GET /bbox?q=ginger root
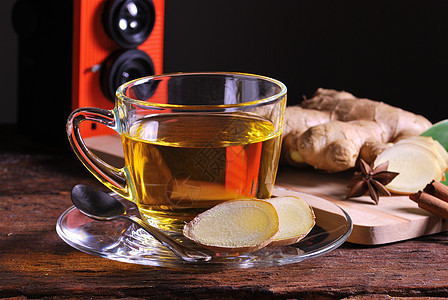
[297,120,387,172]
[282,88,432,172]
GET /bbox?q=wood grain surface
[1,127,448,299]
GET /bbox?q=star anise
[345,159,399,205]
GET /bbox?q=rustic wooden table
[1,125,448,299]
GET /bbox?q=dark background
[163,0,448,123]
[1,0,447,124]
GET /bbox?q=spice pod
[409,180,448,220]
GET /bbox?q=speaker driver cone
[100,48,155,101]
[103,0,156,49]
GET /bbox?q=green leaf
[422,120,448,185]
[421,119,448,151]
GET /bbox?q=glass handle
[66,107,130,199]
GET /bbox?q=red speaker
[12,0,164,143]
[73,0,165,137]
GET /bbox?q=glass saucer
[56,188,352,270]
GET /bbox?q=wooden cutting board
[84,135,448,245]
[276,167,448,245]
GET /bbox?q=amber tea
[67,72,286,231]
[122,112,282,224]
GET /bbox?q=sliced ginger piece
[183,197,316,252]
[266,196,315,246]
[373,143,443,194]
[396,136,448,172]
[183,200,279,253]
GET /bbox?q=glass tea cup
[67,72,287,230]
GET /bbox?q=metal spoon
[70,184,212,262]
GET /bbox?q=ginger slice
[266,196,315,246]
[395,136,448,172]
[373,143,443,194]
[183,200,279,253]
